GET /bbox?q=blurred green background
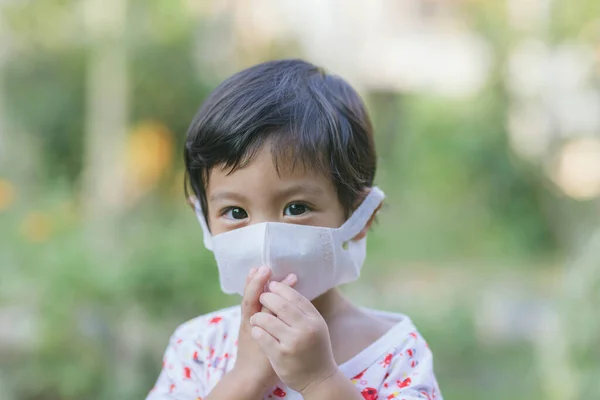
[1,1,599,399]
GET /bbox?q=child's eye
[283,203,310,217]
[222,207,248,220]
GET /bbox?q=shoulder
[169,305,241,348]
[384,313,431,356]
[147,306,242,398]
[362,311,442,397]
[363,308,420,341]
[364,308,434,365]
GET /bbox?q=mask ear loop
[192,198,214,251]
[333,187,385,244]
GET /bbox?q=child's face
[205,142,346,235]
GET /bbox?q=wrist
[300,368,345,399]
[228,366,273,395]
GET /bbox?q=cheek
[206,216,228,235]
[204,207,224,235]
[335,211,347,228]
[323,203,347,228]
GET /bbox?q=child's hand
[250,281,339,395]
[231,266,296,394]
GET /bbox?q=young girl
[147,59,442,400]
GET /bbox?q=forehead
[206,142,334,196]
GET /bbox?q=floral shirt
[146,306,442,400]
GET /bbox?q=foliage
[1,1,598,399]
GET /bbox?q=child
[147,59,442,400]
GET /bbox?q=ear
[351,199,383,241]
[187,196,197,209]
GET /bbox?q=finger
[245,267,258,286]
[268,281,316,315]
[259,292,304,326]
[263,273,297,294]
[250,311,292,341]
[281,273,297,287]
[251,326,280,358]
[242,266,271,319]
[260,273,297,315]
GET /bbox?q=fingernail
[258,266,269,276]
[283,273,297,284]
[249,268,257,277]
[269,281,277,290]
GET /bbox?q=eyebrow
[209,191,249,203]
[276,184,324,199]
[209,184,323,204]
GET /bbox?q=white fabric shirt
[147,306,442,400]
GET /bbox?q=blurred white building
[190,0,492,98]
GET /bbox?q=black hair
[184,59,376,223]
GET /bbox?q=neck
[311,288,354,321]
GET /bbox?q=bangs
[219,129,331,181]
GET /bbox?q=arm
[147,364,268,400]
[145,332,206,400]
[300,370,363,400]
[243,279,443,400]
[206,268,298,400]
[145,329,271,400]
[249,281,365,400]
[147,267,296,400]
[203,369,271,400]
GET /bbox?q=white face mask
[193,187,385,300]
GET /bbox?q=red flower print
[383,371,391,388]
[192,351,204,365]
[209,316,223,324]
[176,338,183,344]
[361,387,378,400]
[183,366,191,379]
[410,360,418,368]
[352,369,367,380]
[386,393,399,400]
[380,353,393,367]
[409,332,418,339]
[397,377,411,388]
[273,387,286,397]
[169,383,176,393]
[406,349,414,358]
[420,391,431,400]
